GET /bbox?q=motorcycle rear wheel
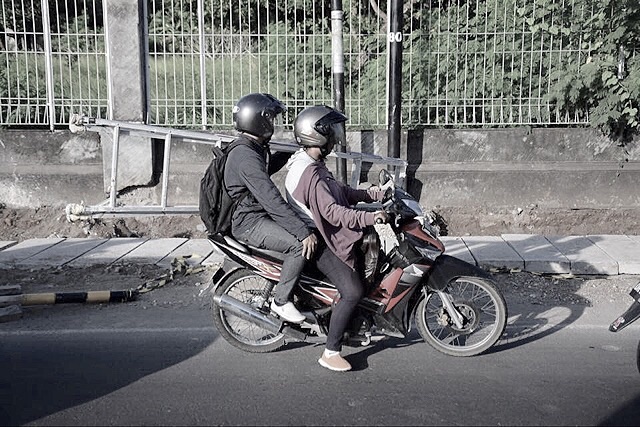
[415,275,507,357]
[211,269,286,353]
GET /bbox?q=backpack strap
[223,138,251,204]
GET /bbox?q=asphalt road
[2,290,640,426]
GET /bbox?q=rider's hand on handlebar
[382,187,393,202]
[373,210,389,224]
[301,233,318,260]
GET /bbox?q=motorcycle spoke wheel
[212,269,286,353]
[415,276,507,357]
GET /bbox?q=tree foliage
[545,0,640,141]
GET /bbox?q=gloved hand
[373,210,389,224]
[382,186,393,202]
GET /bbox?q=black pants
[314,244,364,352]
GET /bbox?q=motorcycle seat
[210,234,287,263]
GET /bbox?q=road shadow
[597,392,640,425]
[0,328,216,425]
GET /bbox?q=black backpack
[199,140,248,236]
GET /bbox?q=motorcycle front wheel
[415,276,507,357]
[211,269,286,353]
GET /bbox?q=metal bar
[197,0,207,129]
[350,159,362,189]
[160,132,173,208]
[109,125,121,208]
[331,0,347,184]
[41,0,56,130]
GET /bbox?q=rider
[224,93,317,324]
[285,105,388,371]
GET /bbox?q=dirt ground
[1,203,640,242]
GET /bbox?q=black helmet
[293,105,348,150]
[232,93,286,140]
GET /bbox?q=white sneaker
[270,301,305,323]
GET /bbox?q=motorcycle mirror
[379,169,393,186]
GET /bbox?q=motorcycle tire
[415,275,507,357]
[211,268,286,353]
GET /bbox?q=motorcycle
[208,170,508,357]
[609,282,640,373]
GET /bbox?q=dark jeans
[314,244,365,352]
[235,217,305,306]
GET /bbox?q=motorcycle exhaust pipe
[213,294,307,340]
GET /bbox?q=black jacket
[224,134,312,241]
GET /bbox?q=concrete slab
[12,238,108,269]
[156,238,216,268]
[0,241,17,251]
[459,236,524,270]
[586,235,640,274]
[440,236,476,265]
[66,238,149,267]
[0,238,65,267]
[502,234,570,274]
[117,238,188,265]
[547,236,618,275]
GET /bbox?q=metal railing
[1,0,615,129]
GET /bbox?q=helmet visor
[314,109,348,137]
[327,122,346,148]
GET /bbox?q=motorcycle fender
[209,264,242,294]
[425,254,491,291]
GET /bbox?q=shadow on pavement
[0,324,215,425]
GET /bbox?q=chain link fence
[1,0,616,129]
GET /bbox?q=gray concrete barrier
[1,127,638,212]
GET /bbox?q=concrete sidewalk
[1,234,640,275]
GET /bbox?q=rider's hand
[382,186,393,202]
[301,233,318,260]
[373,210,389,224]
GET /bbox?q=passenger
[224,93,317,323]
[285,105,388,371]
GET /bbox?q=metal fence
[1,0,609,129]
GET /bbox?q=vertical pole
[331,0,347,184]
[41,0,55,130]
[197,0,207,129]
[387,0,403,160]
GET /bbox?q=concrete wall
[1,127,638,211]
